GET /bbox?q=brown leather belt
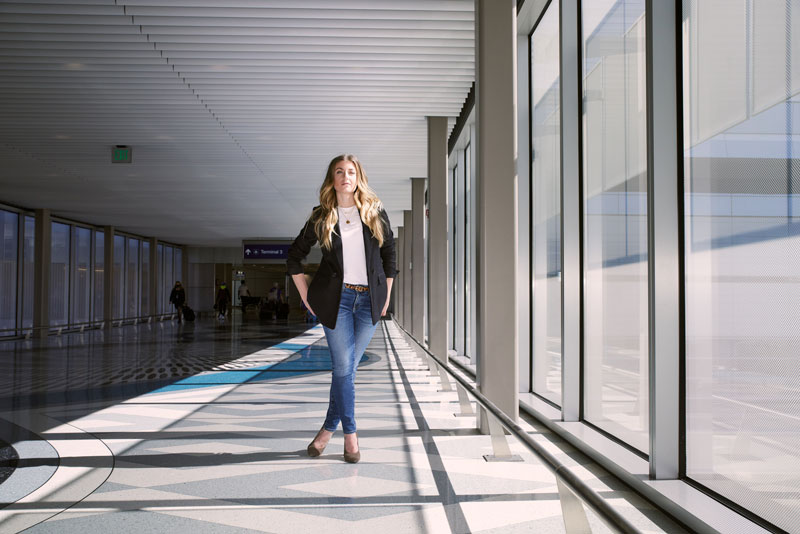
[344,283,369,292]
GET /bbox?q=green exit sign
[112,145,131,163]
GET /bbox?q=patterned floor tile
[0,319,684,534]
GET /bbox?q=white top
[338,205,369,285]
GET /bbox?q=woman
[287,154,396,463]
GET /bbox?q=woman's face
[333,160,358,196]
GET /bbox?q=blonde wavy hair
[312,154,385,250]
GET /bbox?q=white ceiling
[0,0,474,246]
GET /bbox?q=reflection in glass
[73,227,91,324]
[582,0,649,452]
[164,246,173,316]
[22,216,34,329]
[94,230,103,322]
[141,240,150,315]
[113,235,125,319]
[684,1,800,530]
[50,222,71,327]
[174,248,182,289]
[531,0,562,405]
[126,238,139,318]
[0,210,18,334]
[157,244,164,314]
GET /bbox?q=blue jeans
[321,285,378,434]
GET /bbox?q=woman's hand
[304,300,316,316]
[381,278,394,317]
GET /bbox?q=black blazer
[287,207,397,329]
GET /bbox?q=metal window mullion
[517,21,532,395]
[468,128,478,369]
[646,0,680,479]
[560,0,581,421]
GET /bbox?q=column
[646,0,680,479]
[427,116,449,362]
[403,210,413,331]
[396,227,405,325]
[560,0,581,421]
[103,226,114,327]
[411,178,426,341]
[33,209,51,338]
[475,0,519,419]
[149,237,158,316]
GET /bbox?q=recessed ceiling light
[64,63,85,70]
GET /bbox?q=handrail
[390,318,644,534]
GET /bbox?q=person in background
[238,280,252,311]
[266,282,283,319]
[169,281,186,323]
[216,282,231,319]
[287,153,396,463]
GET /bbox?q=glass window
[141,240,150,316]
[174,247,182,287]
[72,227,91,324]
[424,188,429,343]
[126,238,139,318]
[454,154,467,357]
[0,210,18,335]
[50,222,70,327]
[113,235,125,319]
[530,0,563,406]
[94,230,104,322]
[530,0,561,405]
[164,245,173,315]
[157,244,164,313]
[684,1,800,530]
[582,0,649,452]
[450,164,457,349]
[22,216,34,329]
[465,141,473,361]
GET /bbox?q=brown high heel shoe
[307,428,331,458]
[343,433,360,463]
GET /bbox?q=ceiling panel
[0,1,472,246]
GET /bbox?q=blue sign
[243,244,289,260]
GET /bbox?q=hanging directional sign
[243,243,289,260]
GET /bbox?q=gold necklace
[340,206,357,225]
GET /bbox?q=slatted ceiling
[0,1,472,246]
[121,0,469,8]
[147,27,472,38]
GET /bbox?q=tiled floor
[0,317,686,533]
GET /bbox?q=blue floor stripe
[147,342,366,394]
